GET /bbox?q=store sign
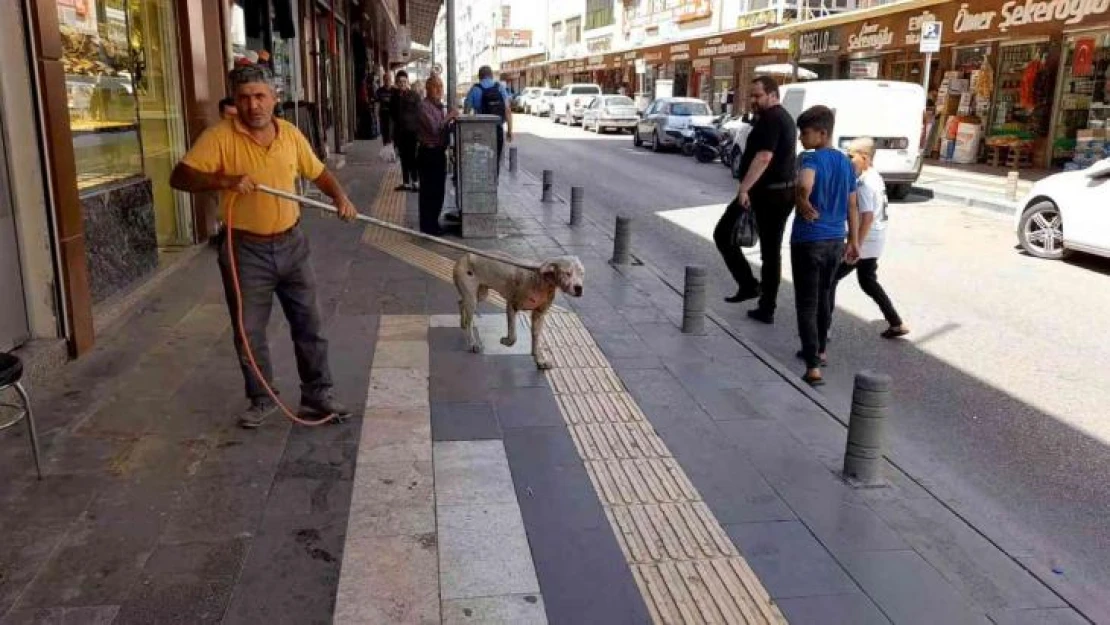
[919,21,942,53]
[904,11,936,45]
[847,22,895,52]
[635,59,646,74]
[736,9,778,30]
[798,28,840,57]
[850,60,879,78]
[670,42,691,61]
[643,51,664,63]
[998,0,1110,31]
[953,4,998,32]
[763,37,792,53]
[587,35,612,54]
[695,36,746,58]
[675,0,713,23]
[586,55,608,71]
[495,29,532,48]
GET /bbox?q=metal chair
[0,352,43,479]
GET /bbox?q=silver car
[530,89,560,116]
[633,97,715,152]
[581,95,639,134]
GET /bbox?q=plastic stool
[0,353,43,479]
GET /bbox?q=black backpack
[478,83,506,120]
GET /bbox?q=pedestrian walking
[375,72,394,146]
[830,137,909,339]
[416,74,458,236]
[170,64,357,428]
[464,65,513,178]
[713,76,797,323]
[390,70,423,192]
[791,105,860,387]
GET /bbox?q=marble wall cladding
[81,177,159,304]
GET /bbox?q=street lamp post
[446,0,457,109]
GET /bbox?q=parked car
[1014,158,1110,260]
[778,80,925,199]
[530,89,560,116]
[551,84,603,125]
[633,98,714,152]
[514,87,542,113]
[581,95,639,133]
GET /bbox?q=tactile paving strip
[541,312,787,625]
[356,171,784,624]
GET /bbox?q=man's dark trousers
[417,145,447,233]
[713,185,795,311]
[495,124,504,180]
[792,239,845,369]
[217,225,333,404]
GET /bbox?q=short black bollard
[509,146,518,173]
[842,370,892,486]
[681,266,707,334]
[541,170,554,202]
[569,187,584,226]
[610,216,632,265]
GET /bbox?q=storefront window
[58,0,143,189]
[57,0,191,244]
[987,41,1056,160]
[711,58,733,114]
[1052,32,1110,168]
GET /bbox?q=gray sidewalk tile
[988,607,1090,625]
[725,521,859,599]
[442,594,547,625]
[693,387,769,422]
[437,502,540,600]
[0,519,80,616]
[492,387,564,430]
[161,472,271,545]
[333,531,439,625]
[434,441,518,506]
[484,356,549,389]
[504,429,609,532]
[776,593,891,625]
[616,368,697,408]
[432,401,501,441]
[837,549,992,625]
[115,577,235,625]
[1,606,121,625]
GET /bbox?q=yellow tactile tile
[556,392,646,425]
[569,422,670,461]
[586,459,699,507]
[546,367,624,395]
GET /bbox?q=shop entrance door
[0,100,30,351]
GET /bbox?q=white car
[515,87,543,113]
[1015,157,1110,260]
[551,83,602,126]
[581,95,639,134]
[529,89,559,116]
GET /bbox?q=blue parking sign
[920,21,942,53]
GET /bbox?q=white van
[778,80,925,199]
[551,83,603,126]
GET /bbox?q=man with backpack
[464,65,513,178]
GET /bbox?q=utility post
[446,0,458,109]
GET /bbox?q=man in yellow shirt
[171,64,358,428]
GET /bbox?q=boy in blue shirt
[792,105,860,386]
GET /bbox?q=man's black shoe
[747,308,775,324]
[725,286,760,304]
[394,184,409,192]
[238,400,278,429]
[300,393,352,419]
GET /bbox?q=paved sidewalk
[0,139,1087,624]
[911,163,1051,213]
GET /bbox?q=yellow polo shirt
[181,118,325,235]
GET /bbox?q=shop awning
[756,0,950,37]
[405,0,442,45]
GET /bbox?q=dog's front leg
[531,308,552,370]
[501,305,518,347]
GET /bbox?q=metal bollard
[611,216,632,265]
[569,187,584,226]
[681,266,707,334]
[1006,170,1020,201]
[842,370,892,486]
[509,146,518,173]
[541,170,554,202]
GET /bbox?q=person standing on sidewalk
[464,65,513,177]
[375,72,394,147]
[829,137,909,339]
[390,70,423,192]
[713,76,797,323]
[416,75,459,236]
[791,105,860,386]
[170,64,357,428]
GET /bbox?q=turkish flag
[1073,38,1095,78]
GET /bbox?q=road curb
[912,185,1019,215]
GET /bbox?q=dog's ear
[540,262,559,284]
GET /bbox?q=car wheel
[1019,200,1069,260]
[633,129,643,147]
[887,183,912,201]
[652,130,663,152]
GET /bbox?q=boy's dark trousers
[831,258,903,327]
[792,239,845,369]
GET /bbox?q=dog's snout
[574,285,583,297]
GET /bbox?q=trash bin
[453,115,501,238]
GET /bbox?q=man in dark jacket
[388,70,423,191]
[375,72,395,146]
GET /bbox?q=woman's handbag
[731,200,759,248]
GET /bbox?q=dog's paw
[534,358,553,371]
[500,336,517,347]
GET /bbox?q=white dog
[453,253,585,369]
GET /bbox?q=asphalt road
[511,113,1110,621]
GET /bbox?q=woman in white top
[831,137,909,340]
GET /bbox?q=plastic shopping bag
[378,146,397,163]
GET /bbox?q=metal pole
[569,186,584,225]
[446,0,458,109]
[509,146,518,173]
[842,371,892,486]
[541,169,554,202]
[922,51,933,103]
[681,266,707,334]
[611,216,632,265]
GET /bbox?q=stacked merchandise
[934,71,984,164]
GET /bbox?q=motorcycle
[692,114,733,164]
[678,127,697,156]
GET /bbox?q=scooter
[692,124,726,164]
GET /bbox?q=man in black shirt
[713,75,798,323]
[375,72,395,146]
